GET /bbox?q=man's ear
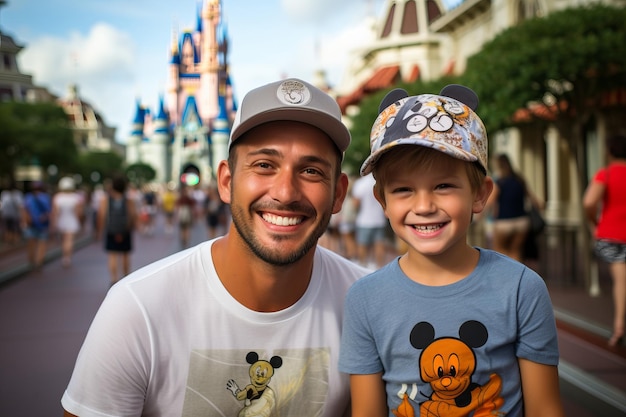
[332,173,349,214]
[473,176,494,214]
[216,160,233,205]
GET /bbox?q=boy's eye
[391,186,411,193]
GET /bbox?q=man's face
[218,121,347,266]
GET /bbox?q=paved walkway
[0,220,624,416]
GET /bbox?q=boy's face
[217,120,348,266]
[375,154,492,259]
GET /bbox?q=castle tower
[126,0,235,185]
[126,99,145,165]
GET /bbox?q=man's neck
[211,233,315,312]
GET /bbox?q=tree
[77,151,126,185]
[0,101,78,182]
[125,162,156,186]
[462,4,626,136]
[461,3,626,286]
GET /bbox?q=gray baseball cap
[228,78,351,153]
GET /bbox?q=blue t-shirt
[339,248,559,417]
[24,192,51,230]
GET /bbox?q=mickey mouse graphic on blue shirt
[393,321,504,417]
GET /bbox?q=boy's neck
[399,244,480,287]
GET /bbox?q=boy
[339,86,564,416]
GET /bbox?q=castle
[125,0,236,186]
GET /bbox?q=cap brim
[230,107,350,153]
[360,138,479,176]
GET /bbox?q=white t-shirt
[62,240,369,417]
[351,174,388,228]
[53,192,82,234]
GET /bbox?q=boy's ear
[373,186,386,210]
[473,176,494,213]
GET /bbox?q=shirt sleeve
[515,268,560,366]
[338,283,384,375]
[62,285,152,417]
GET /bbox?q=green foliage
[462,3,626,133]
[77,151,125,184]
[125,162,156,186]
[0,101,77,181]
[343,76,463,175]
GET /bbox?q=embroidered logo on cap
[276,80,312,106]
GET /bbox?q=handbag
[528,205,546,234]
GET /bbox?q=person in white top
[352,172,390,268]
[52,176,84,267]
[61,78,370,417]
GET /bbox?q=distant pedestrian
[352,173,389,268]
[176,185,195,248]
[487,153,543,262]
[583,133,626,347]
[97,176,137,286]
[161,182,177,234]
[51,176,84,267]
[337,177,358,260]
[21,182,51,270]
[204,184,227,239]
[1,180,24,245]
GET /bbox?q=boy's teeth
[414,224,440,232]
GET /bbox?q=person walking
[97,175,137,286]
[352,172,389,268]
[1,180,24,245]
[21,182,51,270]
[51,176,84,267]
[583,133,626,347]
[61,78,369,417]
[488,153,542,262]
[176,184,195,248]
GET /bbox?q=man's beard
[230,199,333,266]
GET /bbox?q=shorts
[595,239,626,263]
[24,226,49,240]
[105,232,132,253]
[355,226,387,246]
[3,217,20,233]
[492,216,530,235]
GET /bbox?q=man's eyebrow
[247,147,281,158]
[245,148,332,168]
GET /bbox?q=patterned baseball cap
[229,78,351,153]
[360,85,488,176]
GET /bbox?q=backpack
[107,196,130,234]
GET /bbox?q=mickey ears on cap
[378,88,409,113]
[439,84,479,111]
[377,84,479,115]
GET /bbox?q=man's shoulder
[315,246,370,277]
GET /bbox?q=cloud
[19,23,135,95]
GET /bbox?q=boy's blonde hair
[372,145,486,204]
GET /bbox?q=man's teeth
[413,224,441,232]
[263,213,303,226]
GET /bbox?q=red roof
[337,65,400,113]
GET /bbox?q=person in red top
[583,133,626,347]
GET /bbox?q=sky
[3,0,461,144]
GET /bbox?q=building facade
[126,0,236,185]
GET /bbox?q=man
[62,78,370,417]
